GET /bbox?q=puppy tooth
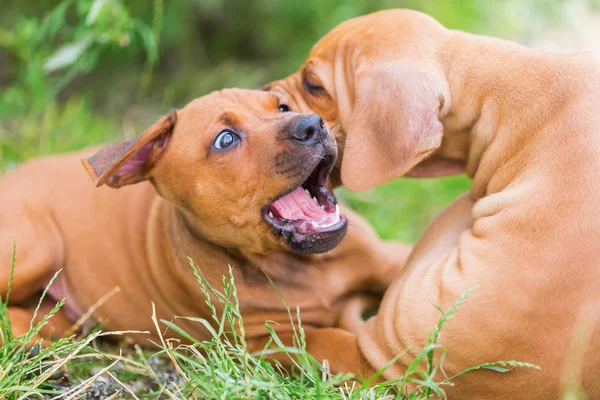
[305,188,311,196]
[268,212,273,218]
[311,221,319,228]
[335,204,340,214]
[321,205,324,209]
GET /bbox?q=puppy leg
[3,300,73,384]
[368,240,413,291]
[251,328,376,380]
[304,328,376,379]
[4,299,73,346]
[341,205,413,292]
[0,203,63,304]
[342,193,566,399]
[305,196,475,379]
[404,193,475,270]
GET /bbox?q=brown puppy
[268,9,600,400]
[0,89,410,347]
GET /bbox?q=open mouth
[263,154,348,253]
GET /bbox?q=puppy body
[270,11,600,399]
[0,89,409,347]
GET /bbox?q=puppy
[0,89,409,347]
[268,9,600,400]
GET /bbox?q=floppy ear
[82,111,177,188]
[341,63,445,191]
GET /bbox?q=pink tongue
[271,187,337,225]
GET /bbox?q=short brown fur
[269,9,600,399]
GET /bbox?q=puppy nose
[289,114,325,144]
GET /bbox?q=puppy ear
[341,63,445,191]
[82,111,177,188]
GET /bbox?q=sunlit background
[1,0,599,243]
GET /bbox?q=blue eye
[214,130,240,150]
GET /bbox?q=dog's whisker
[205,221,231,229]
[334,144,354,151]
[303,144,324,159]
[329,121,342,133]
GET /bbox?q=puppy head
[82,89,347,255]
[268,9,452,191]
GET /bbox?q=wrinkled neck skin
[144,198,378,340]
[435,30,585,197]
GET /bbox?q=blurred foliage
[0,0,592,242]
[0,0,158,118]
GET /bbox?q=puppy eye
[279,104,290,112]
[214,130,240,150]
[303,79,326,96]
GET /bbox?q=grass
[0,244,144,399]
[338,176,471,243]
[2,1,581,397]
[0,1,479,396]
[0,248,538,399]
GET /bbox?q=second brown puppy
[268,9,600,400]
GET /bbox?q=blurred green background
[1,0,597,243]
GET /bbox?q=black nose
[289,114,325,144]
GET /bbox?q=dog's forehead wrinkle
[265,91,280,104]
[249,111,275,123]
[211,98,280,129]
[215,88,279,109]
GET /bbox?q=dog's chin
[279,215,348,254]
[262,154,348,254]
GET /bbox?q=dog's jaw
[262,146,348,254]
